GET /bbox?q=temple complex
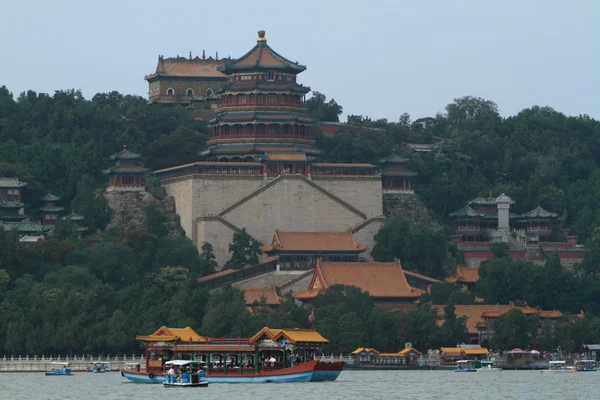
[103,146,148,192]
[260,231,367,269]
[40,192,64,226]
[154,32,386,266]
[449,193,583,268]
[145,52,227,119]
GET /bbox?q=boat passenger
[167,366,175,383]
[198,369,206,382]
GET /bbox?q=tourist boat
[45,362,73,376]
[477,360,502,372]
[455,360,477,372]
[163,360,209,388]
[89,362,110,373]
[541,361,576,373]
[121,326,344,384]
[575,359,597,372]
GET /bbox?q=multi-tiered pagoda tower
[202,30,319,167]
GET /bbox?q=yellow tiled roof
[463,348,489,355]
[136,326,207,343]
[248,326,329,344]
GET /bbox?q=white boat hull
[163,381,209,388]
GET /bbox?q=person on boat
[167,365,175,383]
[198,369,206,382]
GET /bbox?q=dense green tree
[198,242,218,276]
[306,92,343,122]
[371,216,451,278]
[224,228,261,270]
[491,309,538,350]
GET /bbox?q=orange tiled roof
[136,326,207,342]
[398,347,422,356]
[351,347,380,355]
[147,57,226,78]
[446,266,480,283]
[197,256,279,283]
[243,287,282,306]
[537,310,563,318]
[403,270,440,283]
[263,231,367,253]
[309,260,422,299]
[291,289,321,300]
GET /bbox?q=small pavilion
[103,146,148,192]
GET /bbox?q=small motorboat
[455,360,477,372]
[541,361,576,373]
[163,360,209,388]
[575,359,597,372]
[477,360,502,372]
[89,362,110,373]
[45,362,74,376]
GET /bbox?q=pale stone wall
[191,176,264,216]
[220,177,365,251]
[195,218,236,265]
[312,177,383,218]
[162,179,194,238]
[352,218,386,261]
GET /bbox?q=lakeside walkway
[0,354,146,372]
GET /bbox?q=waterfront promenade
[0,354,146,372]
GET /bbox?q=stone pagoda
[40,192,64,226]
[203,30,319,168]
[103,146,148,192]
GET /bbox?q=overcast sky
[1,0,598,121]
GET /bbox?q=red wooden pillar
[306,163,311,176]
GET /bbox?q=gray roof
[521,206,558,219]
[0,178,27,188]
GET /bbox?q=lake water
[0,370,597,399]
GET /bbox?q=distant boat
[477,360,502,372]
[163,360,209,388]
[455,360,477,372]
[541,361,576,373]
[89,362,110,373]
[575,359,597,372]
[45,362,73,376]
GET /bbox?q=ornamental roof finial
[189,51,192,60]
[123,144,127,150]
[216,51,219,61]
[202,49,206,60]
[257,30,266,42]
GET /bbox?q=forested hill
[316,95,600,245]
[2,87,600,355]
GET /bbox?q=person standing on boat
[167,365,175,383]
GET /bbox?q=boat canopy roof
[92,361,109,364]
[50,362,71,365]
[456,360,472,363]
[549,360,567,364]
[164,360,199,366]
[577,359,596,362]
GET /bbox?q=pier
[0,354,146,372]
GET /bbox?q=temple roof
[242,287,283,306]
[0,200,25,208]
[382,170,418,177]
[102,166,148,175]
[145,56,226,80]
[199,143,322,158]
[109,146,142,160]
[379,154,409,164]
[248,327,329,344]
[0,221,45,233]
[445,266,480,284]
[449,205,485,218]
[311,163,376,168]
[219,31,306,74]
[221,81,310,94]
[261,231,367,253]
[212,110,313,124]
[41,192,60,202]
[136,325,207,343]
[305,260,422,299]
[521,206,558,219]
[0,177,27,188]
[62,211,84,222]
[40,206,64,213]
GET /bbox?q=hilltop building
[40,192,64,226]
[145,52,227,119]
[103,146,148,192]
[449,193,584,268]
[0,178,27,223]
[154,31,386,266]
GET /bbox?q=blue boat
[45,362,73,376]
[163,360,209,388]
[575,360,597,372]
[89,362,110,373]
[455,360,477,372]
